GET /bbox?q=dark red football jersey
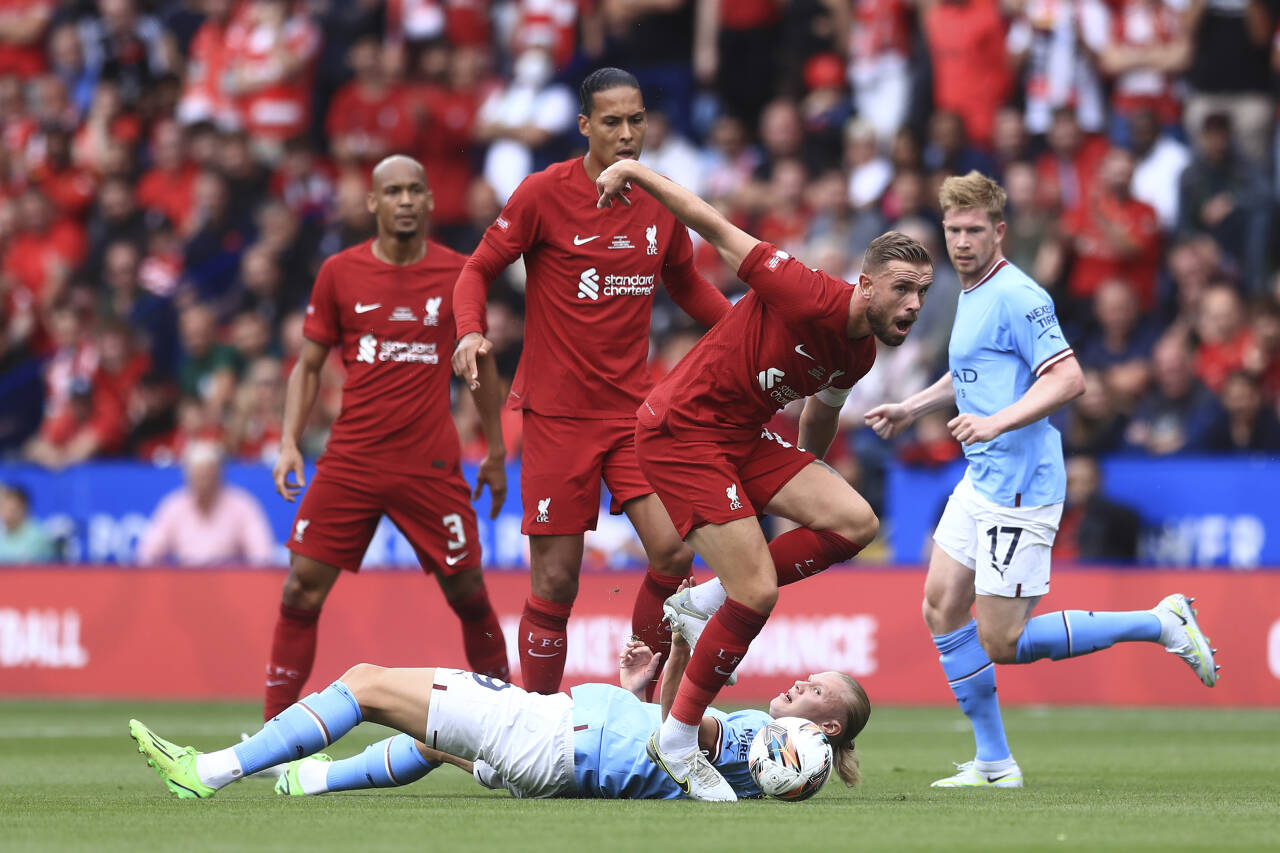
[304,239,465,477]
[455,157,718,419]
[639,242,877,442]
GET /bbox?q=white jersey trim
[1034,347,1075,376]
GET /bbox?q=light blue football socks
[324,734,439,792]
[233,680,363,775]
[1015,610,1161,662]
[934,620,1010,763]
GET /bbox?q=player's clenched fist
[947,413,1001,445]
[273,442,306,502]
[451,331,494,391]
[863,402,913,439]
[595,160,634,208]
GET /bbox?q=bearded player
[451,68,731,698]
[594,159,933,800]
[265,155,509,720]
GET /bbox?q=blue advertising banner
[887,456,1280,568]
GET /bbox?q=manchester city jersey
[948,259,1073,507]
[569,683,771,799]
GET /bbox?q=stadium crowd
[2,0,1279,501]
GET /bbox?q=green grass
[2,701,1276,853]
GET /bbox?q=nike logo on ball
[573,234,600,245]
[355,303,381,313]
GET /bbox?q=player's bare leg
[265,553,341,719]
[973,594,1040,664]
[436,566,510,681]
[520,533,584,692]
[664,462,874,655]
[623,493,695,699]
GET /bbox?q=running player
[864,171,1218,789]
[451,68,731,697]
[129,635,870,801]
[593,159,933,800]
[264,155,510,720]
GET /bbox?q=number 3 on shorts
[443,513,466,549]
[985,525,1022,576]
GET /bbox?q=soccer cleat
[129,719,216,799]
[274,754,331,796]
[646,734,737,802]
[931,760,1024,788]
[1151,593,1218,687]
[663,588,737,686]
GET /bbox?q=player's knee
[838,509,879,548]
[531,565,579,602]
[282,557,336,609]
[338,662,387,705]
[732,572,778,614]
[977,628,1018,664]
[648,540,694,576]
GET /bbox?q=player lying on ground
[129,632,870,801]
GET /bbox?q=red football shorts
[287,461,480,575]
[634,424,816,538]
[520,412,654,535]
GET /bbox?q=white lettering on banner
[0,609,89,668]
[1140,515,1265,568]
[499,614,878,679]
[87,512,149,563]
[1269,621,1280,680]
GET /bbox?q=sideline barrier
[3,566,1277,706]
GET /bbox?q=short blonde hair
[864,231,931,274]
[831,673,872,787]
[938,170,1007,223]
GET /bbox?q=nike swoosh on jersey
[573,234,600,245]
[794,344,815,360]
[444,552,469,566]
[355,302,381,313]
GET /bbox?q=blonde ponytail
[832,673,872,787]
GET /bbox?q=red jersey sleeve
[453,176,544,338]
[661,227,731,328]
[736,241,850,332]
[303,259,340,347]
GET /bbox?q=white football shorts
[426,668,575,798]
[932,474,1063,598]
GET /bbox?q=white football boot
[663,587,737,685]
[931,759,1024,788]
[1150,593,1219,687]
[646,734,737,802]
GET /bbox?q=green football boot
[128,719,216,800]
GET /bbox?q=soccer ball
[748,716,833,801]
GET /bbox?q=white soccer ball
[748,716,834,801]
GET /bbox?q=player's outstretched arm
[596,160,759,273]
[467,349,508,518]
[274,339,328,501]
[864,372,955,440]
[948,355,1085,445]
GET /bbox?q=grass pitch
[1,701,1276,853]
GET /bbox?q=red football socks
[448,586,510,682]
[263,603,321,720]
[769,528,863,586]
[670,598,769,726]
[631,567,688,700]
[518,594,573,694]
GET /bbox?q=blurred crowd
[2,0,1280,505]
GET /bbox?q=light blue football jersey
[947,259,1073,507]
[569,683,772,799]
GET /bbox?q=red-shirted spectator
[1242,300,1280,403]
[415,45,491,230]
[1061,146,1161,308]
[269,136,336,222]
[325,36,417,169]
[224,0,321,153]
[226,354,284,462]
[848,0,914,145]
[387,0,491,50]
[137,119,198,232]
[177,0,238,128]
[1193,284,1249,393]
[514,0,585,70]
[0,74,38,161]
[1098,0,1191,128]
[2,188,85,309]
[94,317,151,428]
[0,0,53,79]
[921,0,1012,148]
[754,158,811,253]
[28,127,97,220]
[1034,107,1110,213]
[72,80,142,176]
